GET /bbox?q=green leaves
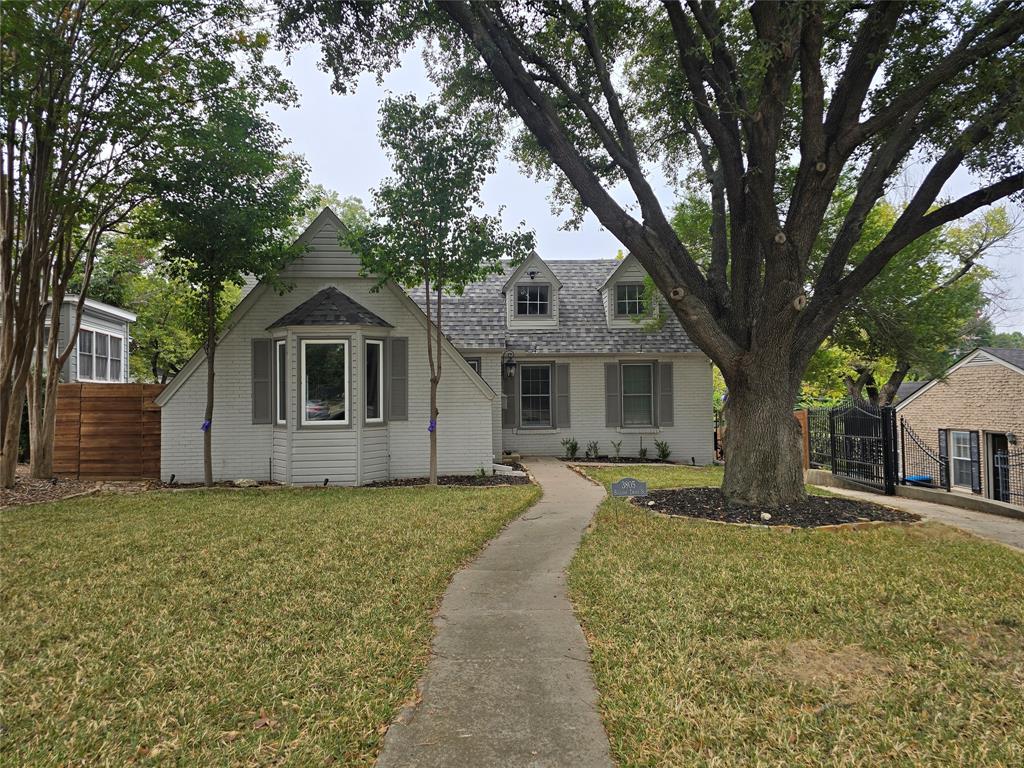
[348,95,534,295]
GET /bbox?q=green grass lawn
[1,484,539,766]
[569,470,1024,767]
[579,463,832,496]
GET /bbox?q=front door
[990,433,1010,502]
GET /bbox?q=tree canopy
[280,1,1024,506]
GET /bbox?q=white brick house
[155,208,714,484]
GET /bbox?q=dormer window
[516,284,550,316]
[615,283,646,317]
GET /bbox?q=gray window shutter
[605,362,620,427]
[555,363,570,428]
[658,361,673,427]
[502,367,518,428]
[389,337,408,421]
[938,429,948,489]
[251,338,272,424]
[969,430,981,493]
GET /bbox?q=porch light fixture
[502,350,517,378]
[1008,432,1018,446]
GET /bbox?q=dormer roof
[598,252,640,291]
[501,251,562,293]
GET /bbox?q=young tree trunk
[721,375,805,507]
[203,285,216,487]
[429,377,438,484]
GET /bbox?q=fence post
[881,407,896,495]
[899,417,906,487]
[828,408,837,476]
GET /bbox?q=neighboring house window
[275,340,286,425]
[301,339,348,425]
[464,356,482,376]
[516,284,550,316]
[365,339,383,423]
[78,328,124,382]
[520,364,552,426]
[621,363,654,426]
[950,430,973,488]
[615,283,646,316]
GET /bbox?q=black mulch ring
[366,474,532,488]
[632,487,919,528]
[561,456,670,464]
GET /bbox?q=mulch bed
[0,466,100,509]
[366,473,532,488]
[633,487,919,528]
[561,456,670,464]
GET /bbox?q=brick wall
[898,361,1024,496]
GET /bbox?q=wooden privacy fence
[54,383,164,480]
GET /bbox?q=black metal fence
[900,418,950,490]
[829,402,897,493]
[807,407,832,469]
[992,448,1024,506]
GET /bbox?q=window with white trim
[621,363,654,426]
[301,339,348,425]
[365,339,383,423]
[275,340,287,425]
[78,329,124,382]
[516,284,550,316]
[615,283,646,316]
[520,364,552,426]
[950,431,973,488]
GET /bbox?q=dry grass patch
[1,484,539,766]
[569,498,1024,767]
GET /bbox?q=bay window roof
[267,286,392,329]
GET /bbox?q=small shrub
[561,437,579,459]
[586,440,600,459]
[655,440,671,461]
[611,440,622,459]
[638,446,648,460]
[477,466,488,477]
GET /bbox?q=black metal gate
[993,448,1024,506]
[828,402,898,494]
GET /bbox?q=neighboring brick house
[895,347,1024,502]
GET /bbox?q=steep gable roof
[501,251,562,292]
[267,286,392,329]
[983,347,1024,371]
[411,260,699,354]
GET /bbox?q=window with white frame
[78,329,124,382]
[950,431,973,487]
[365,339,384,423]
[516,284,550,316]
[275,340,287,425]
[301,339,348,425]
[621,363,654,426]
[520,364,552,426]
[615,283,646,316]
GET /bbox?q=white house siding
[361,427,388,483]
[477,351,504,459]
[272,427,288,483]
[501,353,713,463]
[387,334,495,479]
[160,228,495,483]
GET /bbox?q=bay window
[301,339,348,425]
[365,339,383,423]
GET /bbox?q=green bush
[561,437,579,459]
[585,441,600,459]
[654,440,671,461]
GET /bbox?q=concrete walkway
[376,457,612,768]
[820,485,1024,551]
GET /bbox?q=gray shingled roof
[268,286,392,329]
[410,260,698,354]
[894,380,928,402]
[983,347,1024,370]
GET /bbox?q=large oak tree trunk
[721,371,805,507]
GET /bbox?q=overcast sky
[267,44,1023,332]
